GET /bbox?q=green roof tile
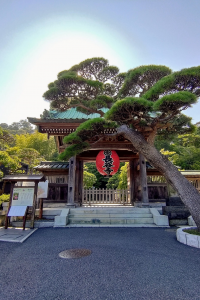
[49,107,109,120]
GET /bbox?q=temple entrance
[35,155,169,207]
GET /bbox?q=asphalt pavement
[0,227,200,300]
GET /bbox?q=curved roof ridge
[49,107,109,120]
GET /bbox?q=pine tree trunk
[117,125,200,230]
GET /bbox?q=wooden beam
[77,150,139,161]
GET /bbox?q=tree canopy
[83,165,97,188]
[157,127,200,170]
[43,58,199,160]
[0,119,34,135]
[0,125,58,179]
[44,57,200,230]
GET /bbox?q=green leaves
[69,57,109,80]
[60,118,117,160]
[144,66,200,101]
[119,65,172,98]
[159,130,200,170]
[59,142,89,161]
[43,59,200,158]
[83,165,97,188]
[105,97,153,124]
[97,66,119,82]
[63,118,117,145]
[89,95,115,109]
[153,91,197,112]
[15,131,58,160]
[43,72,104,112]
[0,150,20,171]
[43,87,63,102]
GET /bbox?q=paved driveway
[0,228,200,300]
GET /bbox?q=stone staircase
[11,207,169,228]
[68,207,155,226]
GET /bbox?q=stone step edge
[69,220,155,224]
[66,224,169,228]
[69,217,154,220]
[69,214,153,217]
[11,221,54,228]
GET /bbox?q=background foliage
[0,119,58,179]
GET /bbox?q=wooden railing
[190,179,200,192]
[82,188,131,205]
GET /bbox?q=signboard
[22,181,35,187]
[96,150,120,176]
[12,187,34,206]
[8,206,27,217]
[37,181,48,198]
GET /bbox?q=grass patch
[183,229,200,236]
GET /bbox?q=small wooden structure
[34,161,69,203]
[3,175,46,229]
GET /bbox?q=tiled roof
[49,107,109,120]
[34,162,69,170]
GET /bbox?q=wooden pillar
[30,181,38,229]
[127,162,131,204]
[139,153,149,205]
[39,198,43,219]
[67,156,76,206]
[78,161,83,205]
[74,159,83,206]
[130,158,141,204]
[5,181,15,229]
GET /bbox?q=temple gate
[29,108,200,207]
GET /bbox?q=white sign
[8,206,27,217]
[22,181,35,187]
[12,188,34,206]
[37,181,48,198]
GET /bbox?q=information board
[37,181,48,198]
[8,206,27,217]
[12,187,34,206]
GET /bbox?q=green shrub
[0,194,10,205]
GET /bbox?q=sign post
[6,186,34,230]
[3,175,46,230]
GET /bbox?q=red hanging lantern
[96,150,120,176]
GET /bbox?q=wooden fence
[82,188,131,205]
[190,179,200,192]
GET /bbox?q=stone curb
[176,227,200,248]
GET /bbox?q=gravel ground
[0,227,200,300]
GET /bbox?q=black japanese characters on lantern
[102,150,114,175]
[96,150,120,176]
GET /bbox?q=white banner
[37,180,48,198]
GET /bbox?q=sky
[0,0,200,124]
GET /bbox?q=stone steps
[68,208,154,225]
[69,208,150,214]
[35,208,62,220]
[69,217,154,224]
[10,207,169,228]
